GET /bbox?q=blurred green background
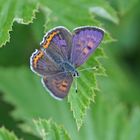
[0,0,140,140]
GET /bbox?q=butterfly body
[60,61,79,77]
[42,48,78,77]
[30,26,104,100]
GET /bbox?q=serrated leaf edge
[33,119,72,140]
[0,3,39,48]
[68,44,106,130]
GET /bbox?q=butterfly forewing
[70,27,104,67]
[41,27,72,61]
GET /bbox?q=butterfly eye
[73,73,76,77]
[72,71,79,77]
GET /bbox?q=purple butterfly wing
[30,27,74,100]
[70,27,104,67]
[30,49,73,100]
[30,49,61,76]
[42,73,73,100]
[30,27,73,76]
[41,26,72,61]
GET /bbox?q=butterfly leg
[75,77,78,93]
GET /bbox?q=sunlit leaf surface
[34,119,71,140]
[0,127,19,140]
[1,0,140,139]
[0,0,39,47]
[0,0,113,129]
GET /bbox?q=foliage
[0,0,140,140]
[34,119,71,140]
[0,0,112,130]
[0,0,38,47]
[0,127,19,140]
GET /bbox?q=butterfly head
[72,70,79,77]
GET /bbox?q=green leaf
[89,6,119,24]
[115,0,139,15]
[0,67,78,139]
[0,67,140,140]
[0,127,19,140]
[122,108,140,140]
[37,0,113,129]
[89,0,119,24]
[0,0,140,139]
[83,94,140,140]
[41,0,115,43]
[0,0,113,130]
[34,119,71,140]
[68,47,105,130]
[0,44,105,132]
[0,0,39,47]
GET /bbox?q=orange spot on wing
[83,48,89,55]
[87,41,94,49]
[59,85,67,92]
[59,80,68,92]
[52,79,68,92]
[43,31,59,49]
[33,51,44,68]
[82,41,94,55]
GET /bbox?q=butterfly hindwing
[70,26,104,67]
[30,49,61,76]
[42,73,73,100]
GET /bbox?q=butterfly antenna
[78,66,98,72]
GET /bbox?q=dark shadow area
[0,92,40,140]
[122,44,140,80]
[0,23,37,67]
[0,11,45,68]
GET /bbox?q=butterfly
[30,26,104,100]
